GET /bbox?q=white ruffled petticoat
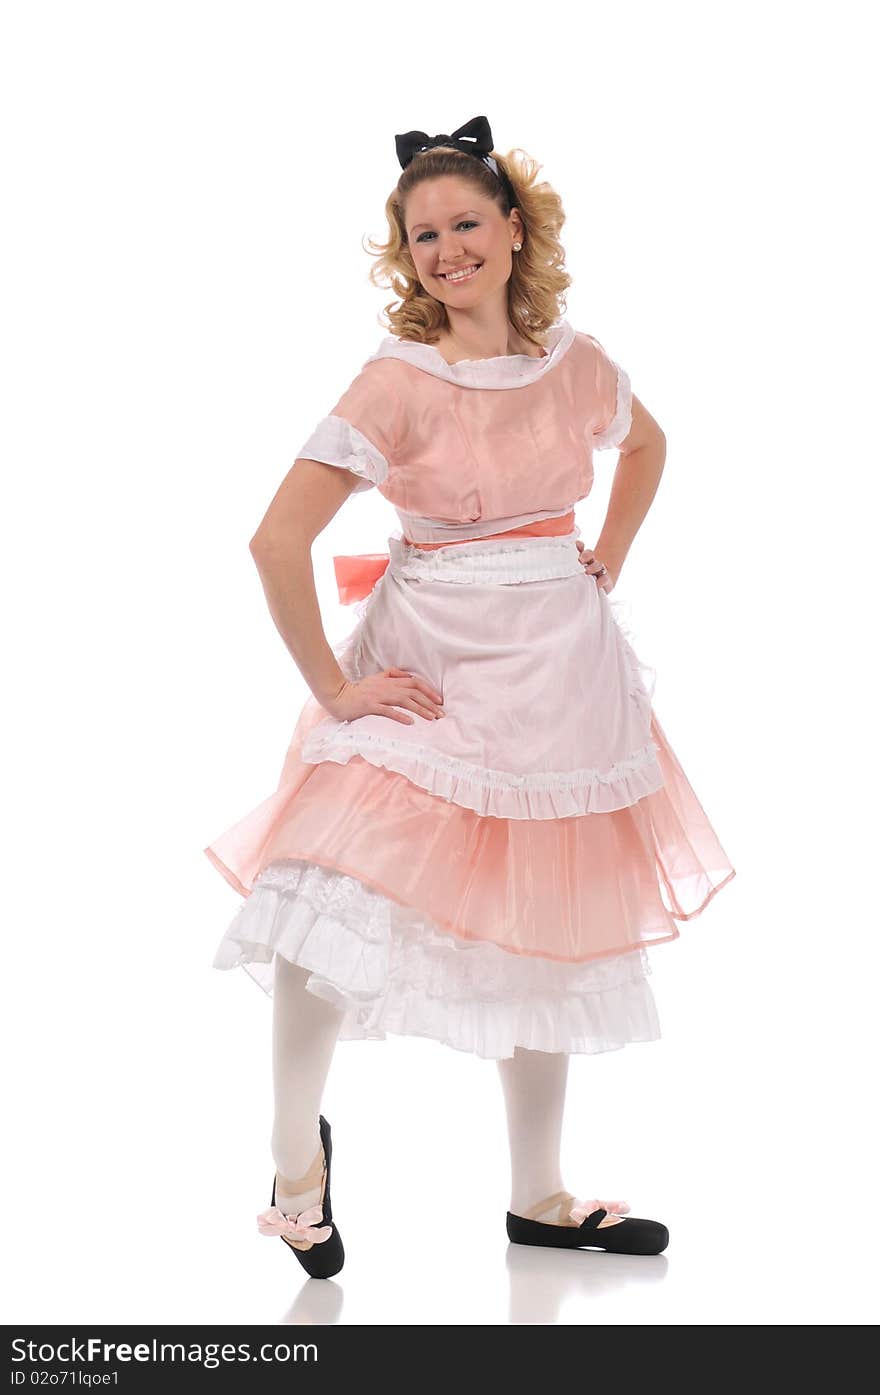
[213,857,661,1061]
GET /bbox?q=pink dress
[204,318,736,1059]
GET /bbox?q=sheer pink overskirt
[205,689,735,965]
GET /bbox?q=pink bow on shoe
[569,1198,631,1224]
[257,1203,333,1244]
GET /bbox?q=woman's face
[404,175,522,307]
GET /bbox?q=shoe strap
[523,1189,576,1223]
[276,1140,325,1195]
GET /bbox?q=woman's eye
[417,221,477,243]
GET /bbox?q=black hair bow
[394,115,494,171]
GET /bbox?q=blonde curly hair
[364,144,572,351]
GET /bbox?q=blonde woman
[204,115,736,1278]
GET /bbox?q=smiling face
[404,175,524,309]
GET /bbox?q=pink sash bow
[333,553,390,605]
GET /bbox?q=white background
[2,0,878,1327]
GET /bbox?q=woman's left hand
[576,539,617,593]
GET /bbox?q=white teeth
[441,264,481,281]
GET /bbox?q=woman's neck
[434,324,546,364]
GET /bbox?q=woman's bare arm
[593,395,666,576]
[249,459,443,721]
[249,458,372,704]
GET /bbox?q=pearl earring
[513,242,522,251]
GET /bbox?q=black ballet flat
[506,1189,669,1256]
[257,1114,345,1279]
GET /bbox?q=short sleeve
[587,336,633,451]
[294,359,404,492]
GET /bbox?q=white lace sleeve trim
[593,363,633,451]
[295,415,389,491]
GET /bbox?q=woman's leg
[496,1047,569,1215]
[271,954,345,1214]
[497,1046,624,1227]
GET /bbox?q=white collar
[365,318,576,390]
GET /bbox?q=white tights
[496,1047,569,1214]
[270,956,345,1181]
[270,955,570,1216]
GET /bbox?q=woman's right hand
[322,667,445,725]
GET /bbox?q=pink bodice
[293,318,633,604]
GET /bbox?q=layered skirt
[205,527,735,1060]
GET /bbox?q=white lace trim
[303,722,661,799]
[295,415,389,490]
[594,363,633,451]
[212,856,661,1059]
[385,531,587,586]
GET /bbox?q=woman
[204,115,736,1278]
